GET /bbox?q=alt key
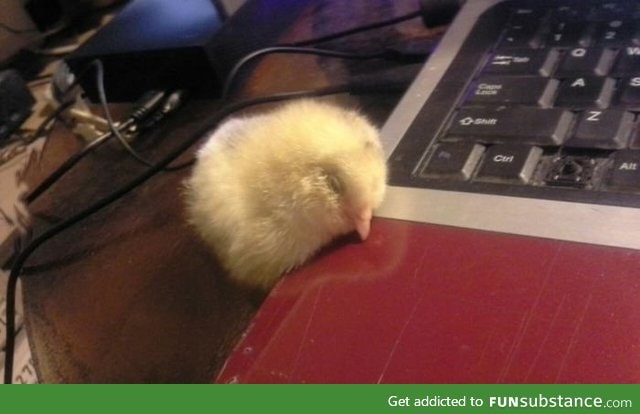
[606,150,640,191]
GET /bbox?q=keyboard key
[475,144,542,184]
[589,3,634,21]
[483,49,558,76]
[499,27,539,48]
[565,109,634,149]
[605,150,640,191]
[553,5,588,22]
[555,47,615,76]
[509,7,546,27]
[421,142,484,180]
[465,76,557,106]
[593,20,636,45]
[543,21,590,47]
[628,125,640,150]
[554,76,615,108]
[445,107,574,146]
[499,8,544,48]
[612,46,640,76]
[615,77,640,108]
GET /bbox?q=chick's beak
[352,208,372,241]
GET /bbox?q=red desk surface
[216,219,640,383]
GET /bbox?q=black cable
[221,46,423,100]
[26,90,186,204]
[91,60,156,168]
[19,64,135,204]
[222,9,425,103]
[285,9,422,47]
[3,80,409,383]
[24,101,75,145]
[91,60,188,172]
[25,121,134,204]
[0,21,39,35]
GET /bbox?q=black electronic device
[65,0,306,102]
[65,0,226,102]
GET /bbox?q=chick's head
[292,101,387,241]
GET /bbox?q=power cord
[26,89,186,204]
[89,60,189,171]
[284,9,423,47]
[24,122,133,205]
[0,21,39,35]
[3,80,410,383]
[2,87,184,273]
[221,45,428,100]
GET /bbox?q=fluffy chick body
[185,99,387,289]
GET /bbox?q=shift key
[445,107,574,146]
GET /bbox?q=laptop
[378,0,640,249]
[216,0,640,383]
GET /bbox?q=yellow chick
[184,99,387,289]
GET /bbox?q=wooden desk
[19,0,434,382]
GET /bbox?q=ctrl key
[476,144,543,184]
[421,142,484,180]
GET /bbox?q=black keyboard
[386,0,640,207]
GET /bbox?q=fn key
[476,145,543,184]
[422,142,484,180]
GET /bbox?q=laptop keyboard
[387,0,640,207]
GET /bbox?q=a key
[555,47,615,76]
[465,76,557,107]
[445,107,574,146]
[606,150,640,191]
[565,110,634,149]
[554,76,615,108]
[421,142,484,180]
[475,144,543,184]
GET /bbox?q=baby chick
[184,99,387,289]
